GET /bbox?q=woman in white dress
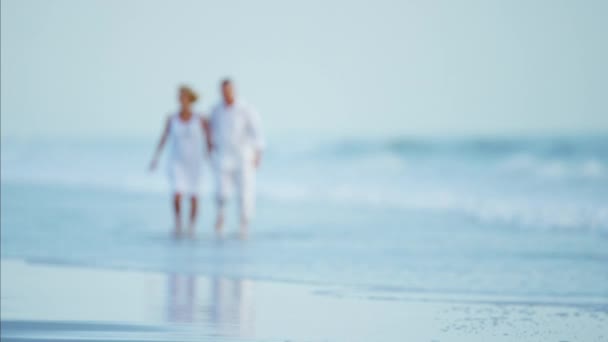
[149,86,210,238]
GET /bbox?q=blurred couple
[149,79,264,239]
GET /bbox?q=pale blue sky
[1,0,607,140]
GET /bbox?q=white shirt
[209,100,264,169]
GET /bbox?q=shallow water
[1,136,608,304]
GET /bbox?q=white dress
[167,113,204,196]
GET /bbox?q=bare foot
[173,227,183,239]
[187,224,196,239]
[239,222,248,240]
[215,215,224,238]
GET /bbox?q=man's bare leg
[188,196,198,239]
[239,193,251,240]
[237,167,253,240]
[173,193,182,238]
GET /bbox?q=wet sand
[1,259,606,341]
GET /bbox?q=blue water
[2,136,608,303]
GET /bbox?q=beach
[2,259,606,342]
[3,0,608,339]
[2,137,608,341]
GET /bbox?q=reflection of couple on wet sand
[150,79,264,239]
[166,274,254,337]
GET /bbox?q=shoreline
[2,259,606,341]
[5,256,607,308]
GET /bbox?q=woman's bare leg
[173,193,182,238]
[215,199,225,238]
[188,196,198,238]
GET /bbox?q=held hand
[253,151,262,169]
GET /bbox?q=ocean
[2,135,607,305]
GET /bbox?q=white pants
[214,159,255,221]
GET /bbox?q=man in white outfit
[207,79,264,238]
